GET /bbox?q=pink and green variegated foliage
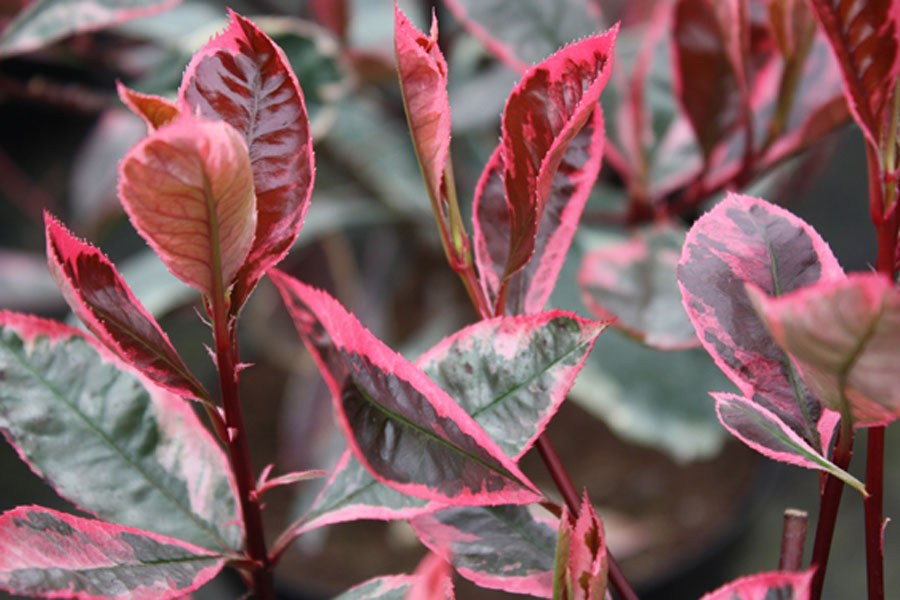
[118,114,257,299]
[394,4,452,222]
[0,312,243,552]
[748,272,900,427]
[410,505,558,597]
[178,10,315,314]
[268,269,542,506]
[578,225,698,350]
[553,494,608,600]
[497,27,617,290]
[417,311,605,459]
[0,506,223,600]
[44,213,208,404]
[806,0,900,148]
[116,81,179,133]
[332,575,419,600]
[407,552,456,600]
[475,110,606,315]
[699,568,815,600]
[677,193,857,485]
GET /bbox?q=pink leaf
[748,273,900,427]
[407,552,455,600]
[116,81,179,132]
[118,114,257,298]
[500,26,617,286]
[700,568,815,600]
[678,193,843,450]
[0,506,223,600]
[45,212,207,403]
[268,269,541,506]
[555,493,608,600]
[179,10,315,313]
[394,4,451,223]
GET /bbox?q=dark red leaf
[179,10,315,313]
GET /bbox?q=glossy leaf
[332,575,417,600]
[0,506,223,600]
[407,552,455,600]
[699,568,814,600]
[0,0,178,57]
[671,0,745,157]
[441,0,600,71]
[713,393,863,493]
[45,213,207,403]
[553,494,607,600]
[116,81,180,132]
[0,312,243,552]
[179,10,315,312]
[118,115,257,299]
[285,449,439,539]
[748,273,900,426]
[500,27,617,287]
[269,269,541,506]
[417,311,605,459]
[394,4,451,220]
[579,225,698,350]
[677,193,843,449]
[807,0,900,147]
[411,505,557,597]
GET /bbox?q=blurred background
[0,0,897,598]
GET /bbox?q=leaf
[416,311,605,459]
[285,450,439,539]
[332,575,418,600]
[0,312,243,552]
[407,552,455,600]
[671,0,745,157]
[713,392,864,493]
[500,27,617,285]
[579,224,698,350]
[677,193,843,450]
[118,115,257,299]
[0,0,179,57]
[699,568,815,600]
[268,269,541,506]
[410,505,557,597]
[806,0,900,147]
[474,108,606,314]
[179,10,315,313]
[747,273,900,427]
[45,213,208,403]
[441,0,600,71]
[553,493,607,600]
[116,81,180,132]
[0,506,223,600]
[394,4,451,220]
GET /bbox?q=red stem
[864,427,885,600]
[779,509,809,572]
[211,300,275,600]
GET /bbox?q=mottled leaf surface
[179,11,315,312]
[417,311,605,459]
[699,568,814,600]
[269,270,541,506]
[807,0,900,146]
[116,81,180,132]
[714,393,863,492]
[0,506,222,600]
[579,225,698,350]
[332,575,416,600]
[677,193,843,449]
[748,273,900,426]
[0,0,178,57]
[0,312,242,552]
[500,27,616,285]
[45,213,207,403]
[118,115,257,298]
[394,5,451,219]
[553,494,607,600]
[411,506,557,597]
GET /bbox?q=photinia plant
[0,1,898,600]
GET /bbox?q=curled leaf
[116,81,180,132]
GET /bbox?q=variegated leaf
[332,575,417,600]
[699,568,815,600]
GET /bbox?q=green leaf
[0,312,242,552]
[332,575,417,600]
